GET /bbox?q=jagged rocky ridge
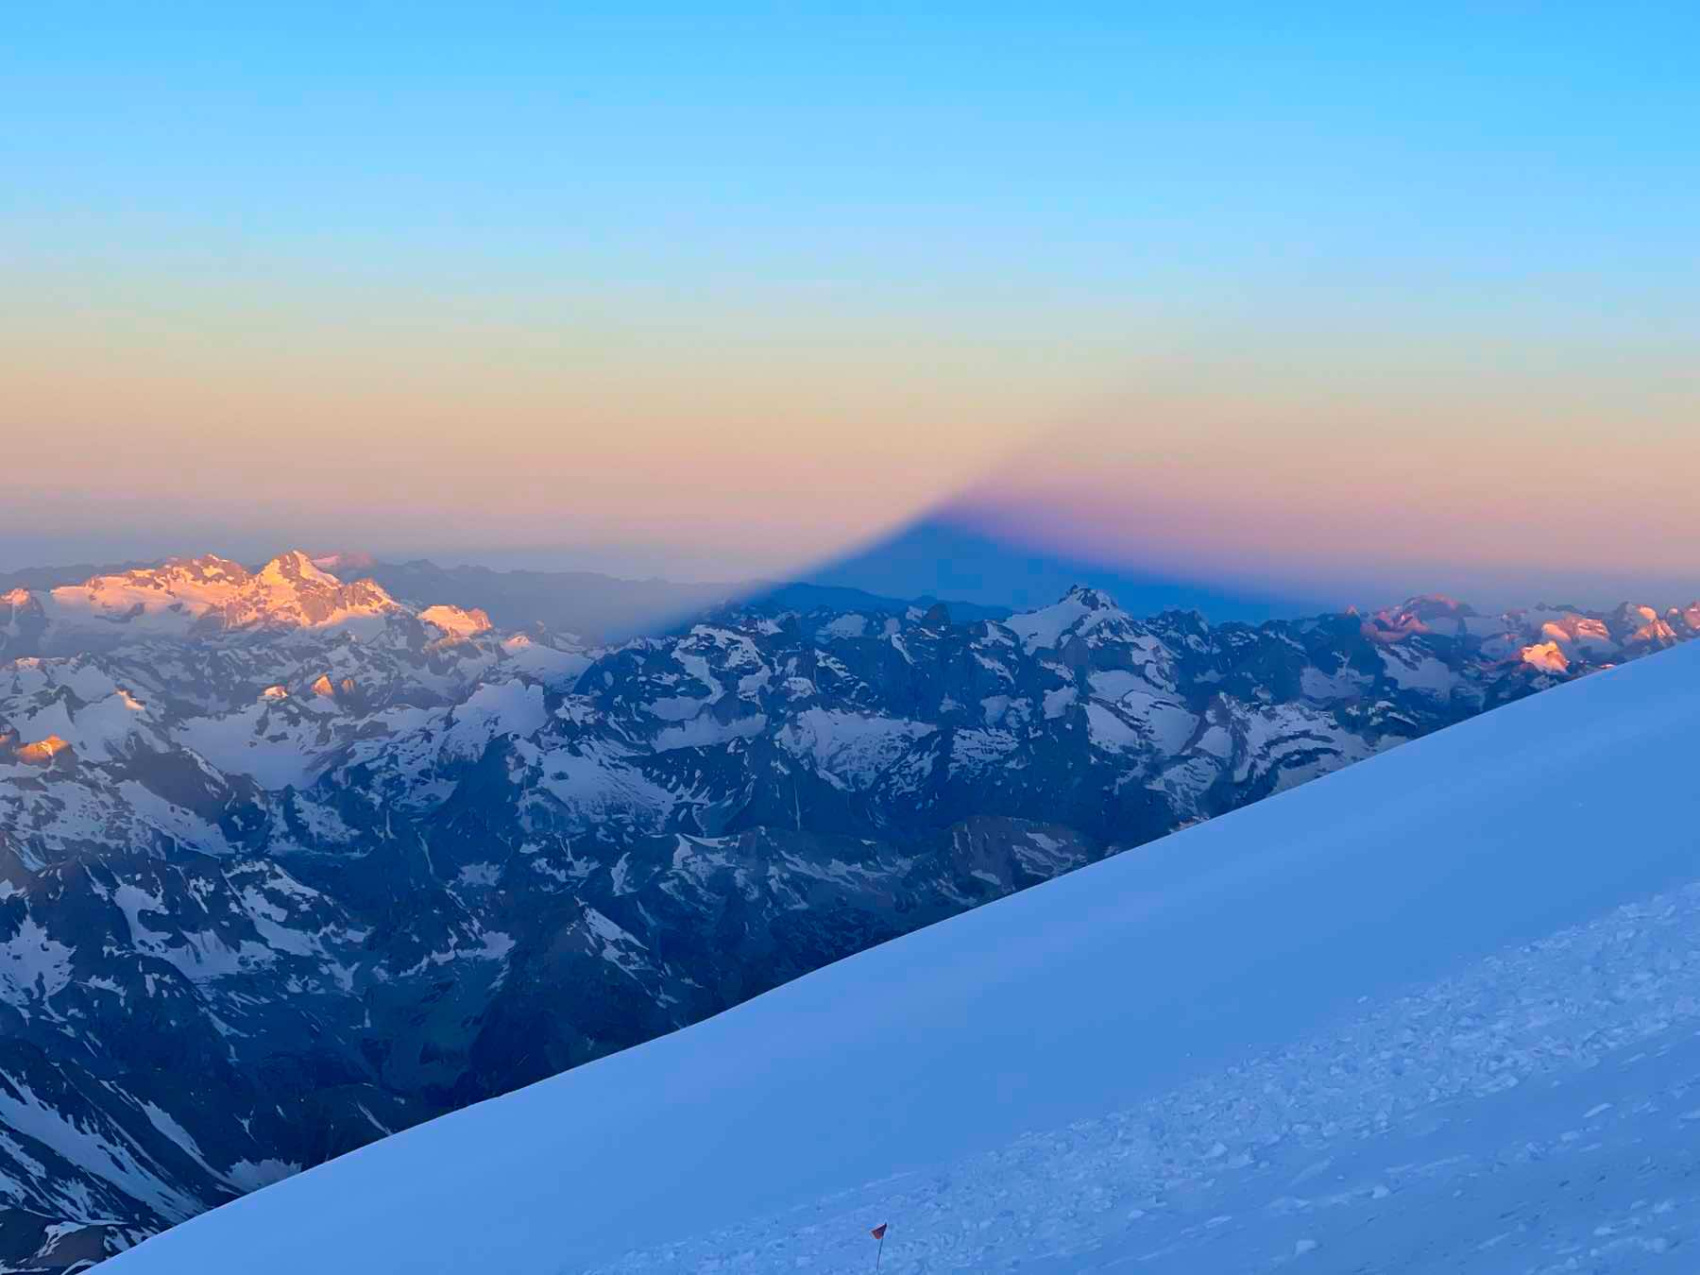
[0,553,1695,1271]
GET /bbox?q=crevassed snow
[105,642,1700,1275]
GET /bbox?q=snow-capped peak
[1004,586,1133,653]
[1518,640,1569,675]
[14,733,71,764]
[256,550,341,590]
[420,604,494,639]
[1610,601,1678,648]
[240,551,399,629]
[147,553,254,588]
[1060,584,1118,609]
[40,549,401,637]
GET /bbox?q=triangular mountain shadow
[786,507,1328,624]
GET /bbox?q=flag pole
[870,1223,888,1271]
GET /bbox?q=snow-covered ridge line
[102,639,1700,1274]
[23,551,452,639]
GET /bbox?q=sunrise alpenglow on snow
[3,6,1698,1274]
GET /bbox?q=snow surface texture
[106,642,1700,1275]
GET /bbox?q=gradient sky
[4,4,1696,603]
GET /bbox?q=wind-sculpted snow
[0,555,1697,1270]
[596,878,1700,1274]
[101,636,1700,1275]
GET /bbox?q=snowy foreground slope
[108,642,1700,1274]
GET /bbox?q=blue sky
[4,4,1697,604]
[12,4,1696,295]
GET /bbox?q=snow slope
[105,642,1700,1274]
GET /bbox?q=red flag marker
[870,1222,889,1269]
[870,1224,887,1240]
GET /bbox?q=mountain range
[1,551,1696,1272]
[0,552,1006,646]
[95,597,1700,1275]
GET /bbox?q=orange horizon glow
[4,262,1696,599]
[6,6,1698,605]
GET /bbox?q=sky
[4,4,1697,607]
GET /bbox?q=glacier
[102,638,1700,1272]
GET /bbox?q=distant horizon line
[5,544,1696,627]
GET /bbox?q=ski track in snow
[596,881,1700,1274]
